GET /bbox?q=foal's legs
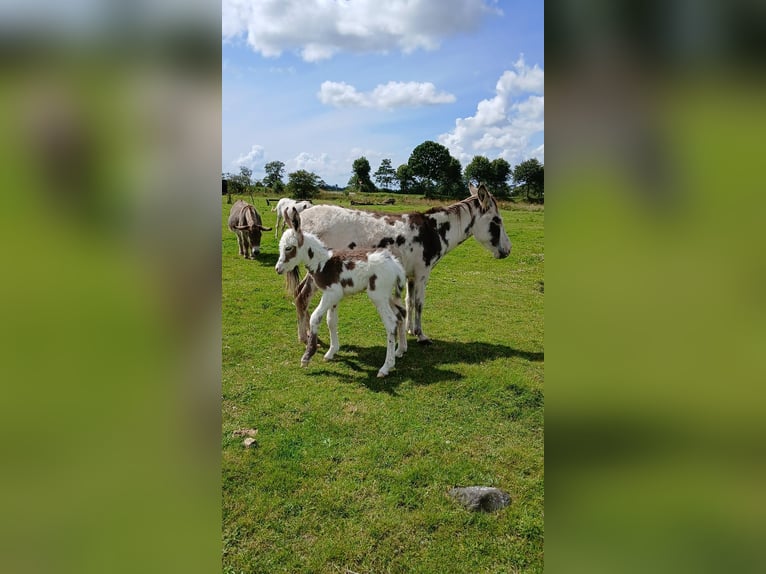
[374,301,400,378]
[323,305,340,361]
[391,299,408,358]
[301,291,339,367]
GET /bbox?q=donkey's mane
[423,195,480,216]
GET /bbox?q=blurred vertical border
[0,2,221,573]
[547,1,766,573]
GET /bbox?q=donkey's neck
[425,196,482,254]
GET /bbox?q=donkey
[228,200,272,258]
[272,197,313,238]
[275,207,408,378]
[288,184,511,345]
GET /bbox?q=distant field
[222,193,544,573]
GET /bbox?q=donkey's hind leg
[295,274,317,344]
[392,299,408,358]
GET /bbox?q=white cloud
[223,0,501,61]
[318,80,455,109]
[233,144,265,169]
[317,81,367,108]
[496,56,544,97]
[291,152,335,175]
[439,55,544,166]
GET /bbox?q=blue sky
[222,0,543,186]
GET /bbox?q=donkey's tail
[395,273,405,299]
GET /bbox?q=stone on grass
[232,428,258,437]
[447,486,511,512]
[231,429,258,448]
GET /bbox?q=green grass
[222,194,544,573]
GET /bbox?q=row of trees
[348,141,543,202]
[223,140,543,203]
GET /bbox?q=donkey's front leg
[323,304,340,361]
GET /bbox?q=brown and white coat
[289,184,511,344]
[275,208,408,378]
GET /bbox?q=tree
[352,156,376,193]
[286,170,322,200]
[407,140,462,198]
[222,171,245,195]
[464,156,492,187]
[490,158,512,198]
[346,174,359,193]
[443,156,466,198]
[222,172,233,203]
[373,158,397,191]
[238,166,252,190]
[395,163,416,194]
[465,156,512,198]
[263,161,285,190]
[512,158,544,203]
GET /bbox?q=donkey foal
[275,208,407,378]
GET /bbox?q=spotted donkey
[275,207,408,378]
[288,184,511,345]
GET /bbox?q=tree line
[223,140,543,203]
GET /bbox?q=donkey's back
[299,205,412,269]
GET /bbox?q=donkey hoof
[377,371,388,378]
[301,359,310,367]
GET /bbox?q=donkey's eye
[286,246,295,252]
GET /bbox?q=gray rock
[447,486,511,512]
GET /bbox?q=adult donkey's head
[468,183,511,259]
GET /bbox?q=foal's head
[275,209,304,275]
[275,207,324,276]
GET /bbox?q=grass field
[222,193,544,573]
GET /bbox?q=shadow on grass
[306,339,543,395]
[252,251,280,267]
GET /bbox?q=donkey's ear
[476,184,491,211]
[468,183,478,196]
[289,206,301,232]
